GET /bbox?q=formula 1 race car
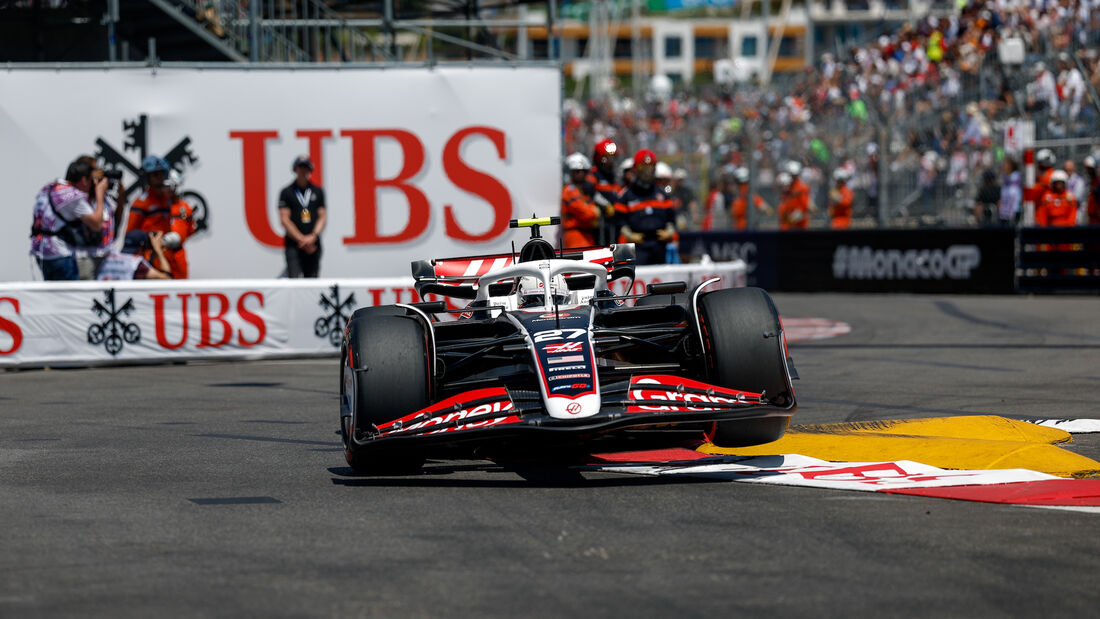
[339,217,797,474]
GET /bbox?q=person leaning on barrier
[828,169,854,229]
[778,160,813,231]
[29,158,107,281]
[972,169,1001,227]
[127,156,194,279]
[278,155,327,278]
[560,153,601,249]
[586,139,621,246]
[160,170,197,278]
[614,149,678,265]
[670,167,699,229]
[1035,170,1078,227]
[999,158,1023,227]
[97,230,172,280]
[731,166,772,230]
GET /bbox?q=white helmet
[785,160,803,177]
[776,172,793,187]
[733,167,750,183]
[164,169,184,190]
[619,158,634,172]
[655,161,673,180]
[1050,170,1068,184]
[1036,148,1056,167]
[518,275,567,307]
[832,168,850,182]
[565,152,592,172]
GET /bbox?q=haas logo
[545,341,584,354]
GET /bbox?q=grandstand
[2,0,1099,231]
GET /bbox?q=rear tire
[340,308,431,474]
[697,287,793,448]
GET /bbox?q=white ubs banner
[0,262,746,368]
[0,66,561,281]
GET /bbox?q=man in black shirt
[278,155,327,277]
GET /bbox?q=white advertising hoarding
[0,262,747,368]
[0,66,562,282]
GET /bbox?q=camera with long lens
[102,169,123,188]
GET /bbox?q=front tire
[340,308,431,474]
[697,287,793,448]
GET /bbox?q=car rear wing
[412,244,635,300]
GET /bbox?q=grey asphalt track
[2,293,1099,618]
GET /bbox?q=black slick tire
[696,287,793,448]
[340,307,431,474]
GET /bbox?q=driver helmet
[518,275,568,307]
[565,152,592,172]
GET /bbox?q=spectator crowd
[563,0,1100,230]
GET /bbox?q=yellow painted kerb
[701,416,1100,478]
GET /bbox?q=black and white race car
[339,217,797,474]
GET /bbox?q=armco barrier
[681,229,1017,293]
[0,261,745,369]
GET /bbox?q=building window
[741,36,758,57]
[613,38,634,58]
[778,35,802,57]
[695,37,717,59]
[665,36,682,58]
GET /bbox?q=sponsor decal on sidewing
[626,375,761,413]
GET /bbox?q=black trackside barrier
[680,229,1017,294]
[1016,226,1100,294]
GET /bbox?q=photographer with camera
[73,155,127,280]
[29,158,107,280]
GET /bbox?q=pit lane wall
[0,66,560,282]
[0,261,745,369]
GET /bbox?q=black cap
[292,155,314,171]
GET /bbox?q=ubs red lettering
[151,291,268,350]
[0,297,22,355]
[231,126,512,248]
